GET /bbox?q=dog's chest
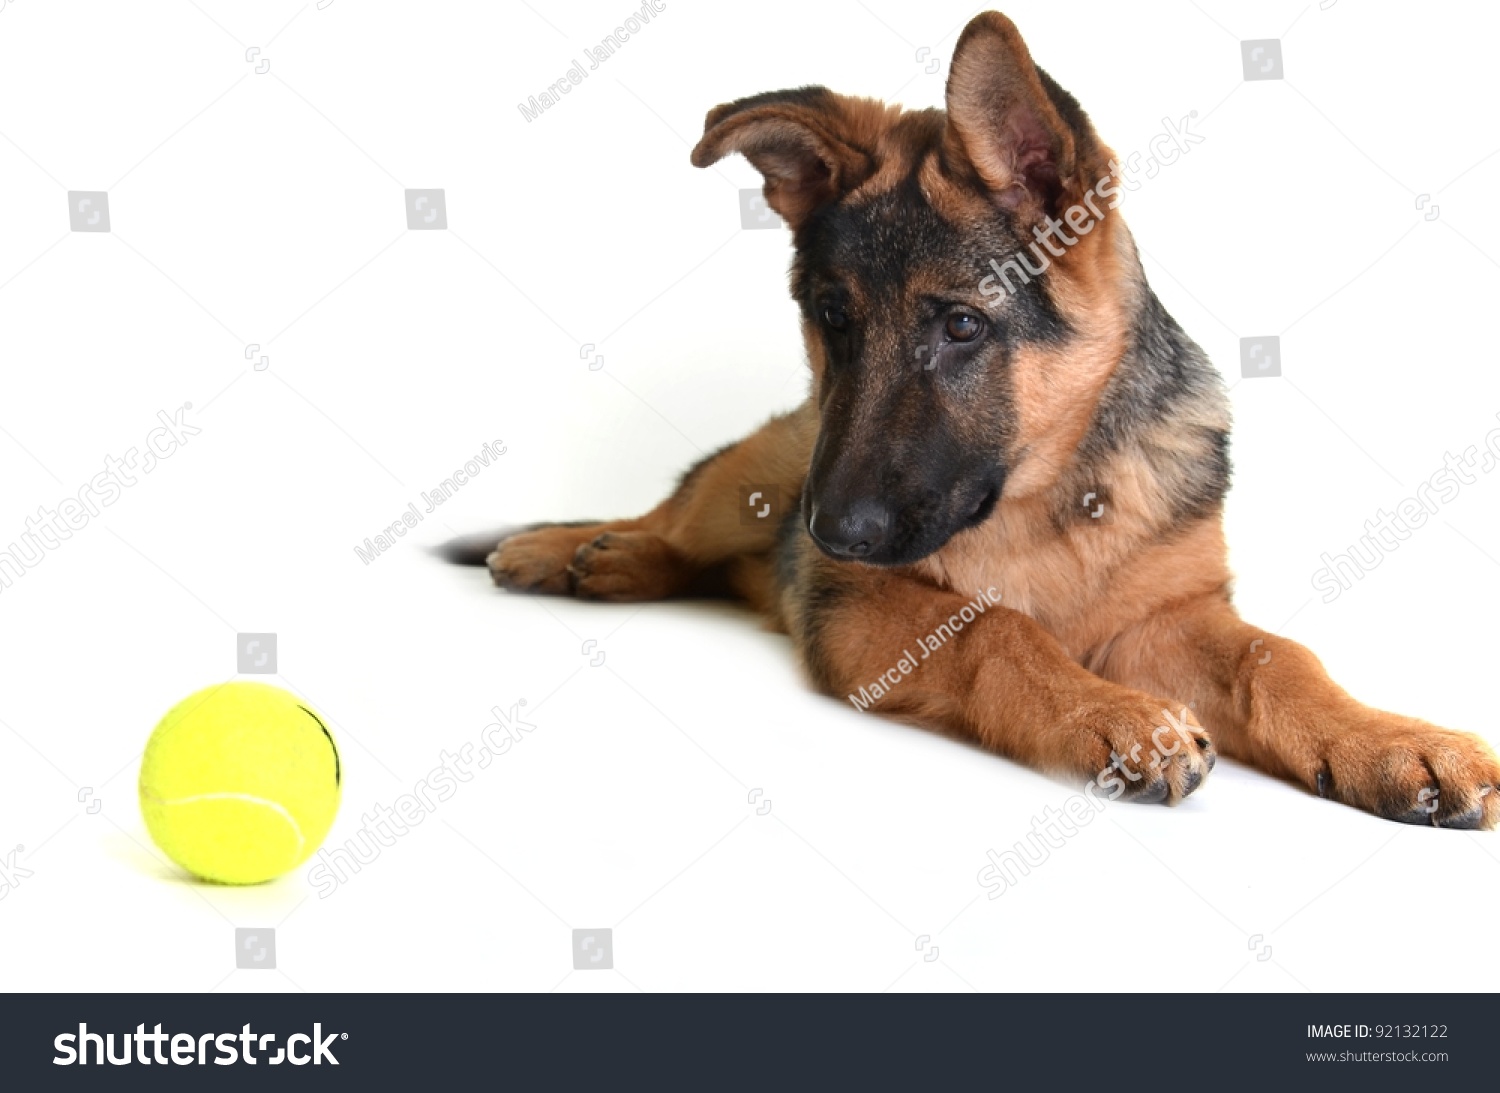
[921,499,1231,658]
[926,513,1104,631]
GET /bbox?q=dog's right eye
[822,306,848,331]
[945,312,983,343]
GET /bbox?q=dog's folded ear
[944,12,1105,219]
[691,88,884,229]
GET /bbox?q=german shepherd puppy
[447,12,1499,828]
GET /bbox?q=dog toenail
[1389,806,1436,826]
[1439,806,1486,831]
[1133,780,1170,805]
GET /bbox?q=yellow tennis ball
[139,681,341,885]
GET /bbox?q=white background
[2,0,1498,993]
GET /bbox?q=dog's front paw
[1067,693,1216,806]
[1316,717,1500,829]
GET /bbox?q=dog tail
[434,521,604,566]
[432,529,515,566]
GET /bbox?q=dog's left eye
[945,313,983,342]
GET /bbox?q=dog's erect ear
[944,12,1098,218]
[691,87,880,229]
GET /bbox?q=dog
[444,11,1499,828]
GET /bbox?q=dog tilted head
[692,12,1132,567]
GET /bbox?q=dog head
[692,12,1133,566]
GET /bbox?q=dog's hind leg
[455,405,813,604]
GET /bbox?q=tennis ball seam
[141,791,307,857]
[297,704,341,786]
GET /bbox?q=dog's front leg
[1097,594,1500,828]
[787,563,1216,803]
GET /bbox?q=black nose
[808,500,891,558]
